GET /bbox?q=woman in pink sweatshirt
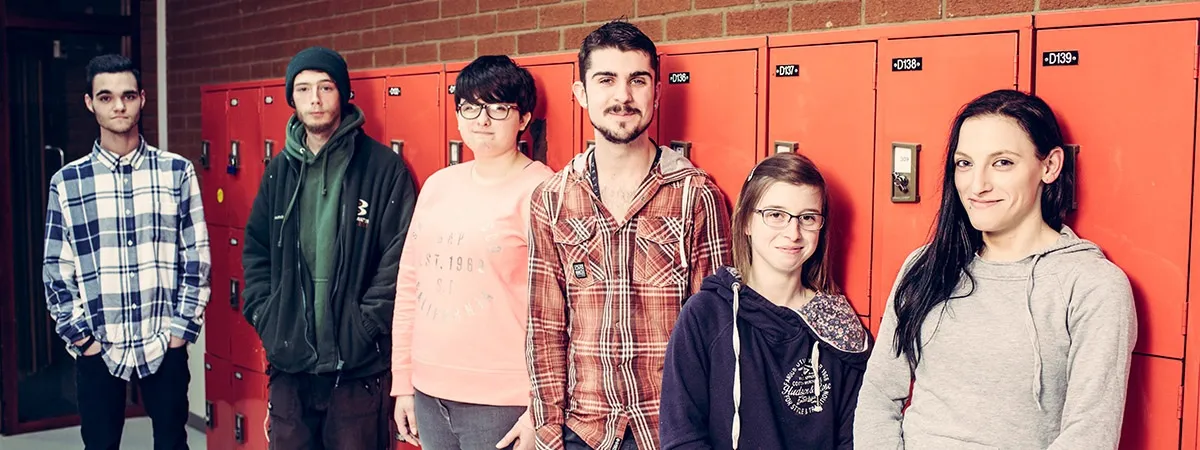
[391,55,554,450]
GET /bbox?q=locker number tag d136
[1042,51,1079,66]
[668,72,690,84]
[892,57,922,71]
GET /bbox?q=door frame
[0,0,144,435]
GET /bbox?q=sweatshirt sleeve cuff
[390,370,414,397]
[363,316,382,340]
[535,425,565,450]
[171,316,201,343]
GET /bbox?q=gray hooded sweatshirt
[854,225,1137,449]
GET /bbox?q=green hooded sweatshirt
[282,104,364,372]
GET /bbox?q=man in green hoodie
[242,46,417,448]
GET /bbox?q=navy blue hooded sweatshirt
[659,267,871,450]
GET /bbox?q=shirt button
[127,240,134,246]
[125,209,131,214]
[124,178,130,184]
[128,273,135,279]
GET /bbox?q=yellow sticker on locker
[217,188,224,203]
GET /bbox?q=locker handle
[264,139,274,165]
[230,278,240,310]
[391,140,404,156]
[449,140,463,165]
[205,401,214,429]
[1063,144,1079,211]
[892,173,910,193]
[670,141,691,159]
[518,140,530,156]
[227,140,241,175]
[773,141,799,154]
[235,413,245,443]
[200,140,210,169]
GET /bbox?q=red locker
[657,46,761,209]
[515,58,582,172]
[205,354,235,450]
[201,90,229,228]
[444,67,469,166]
[227,228,268,373]
[351,76,388,142]
[767,42,877,317]
[231,368,269,449]
[206,225,231,360]
[1120,355,1184,450]
[1033,21,1196,359]
[261,85,291,165]
[385,70,443,188]
[226,88,265,230]
[870,32,1021,333]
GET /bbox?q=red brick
[460,13,498,35]
[666,13,722,41]
[334,32,363,52]
[791,0,860,30]
[363,28,392,47]
[480,0,518,11]
[865,0,940,24]
[520,0,560,5]
[392,23,427,43]
[337,11,376,32]
[946,0,1032,17]
[478,35,517,55]
[637,0,688,16]
[406,43,439,63]
[727,6,788,36]
[564,25,594,50]
[425,18,461,40]
[696,0,752,9]
[630,18,664,42]
[1038,0,1136,9]
[441,0,478,17]
[378,0,439,25]
[364,0,393,9]
[440,39,477,61]
[517,29,561,54]
[498,9,538,31]
[585,0,634,22]
[540,2,584,27]
[374,47,406,67]
[344,50,373,69]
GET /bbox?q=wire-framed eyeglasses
[457,103,517,121]
[755,208,825,231]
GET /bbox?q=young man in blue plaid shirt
[42,54,210,450]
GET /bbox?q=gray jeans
[413,389,526,450]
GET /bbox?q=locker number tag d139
[1042,51,1079,66]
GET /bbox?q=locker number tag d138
[668,72,690,84]
[1042,51,1079,66]
[892,57,922,71]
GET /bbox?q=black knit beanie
[285,46,351,108]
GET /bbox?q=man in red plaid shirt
[525,20,732,450]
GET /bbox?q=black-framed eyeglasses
[755,208,825,231]
[457,103,517,121]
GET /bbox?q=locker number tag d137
[892,57,922,71]
[775,64,799,77]
[1042,51,1079,66]
[668,72,690,84]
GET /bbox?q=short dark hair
[577,20,659,82]
[86,54,141,96]
[454,55,537,116]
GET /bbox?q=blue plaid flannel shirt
[43,137,211,381]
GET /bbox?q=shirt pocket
[551,217,602,288]
[635,216,686,287]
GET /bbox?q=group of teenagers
[44,17,1138,450]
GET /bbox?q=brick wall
[158,0,1179,162]
[141,0,158,146]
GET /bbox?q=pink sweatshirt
[391,160,553,406]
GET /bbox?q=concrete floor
[0,418,207,449]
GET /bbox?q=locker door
[201,91,229,228]
[204,354,235,450]
[521,63,578,172]
[226,88,264,230]
[233,369,270,450]
[767,42,876,317]
[351,76,387,142]
[871,33,1019,333]
[1034,21,1196,359]
[658,50,759,208]
[206,225,231,360]
[385,73,443,189]
[446,70,470,165]
[228,228,267,373]
[1120,355,1183,450]
[261,85,291,166]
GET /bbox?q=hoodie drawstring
[277,161,307,248]
[679,175,692,270]
[1025,254,1045,411]
[730,282,743,450]
[810,342,824,413]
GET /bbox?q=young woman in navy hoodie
[659,152,870,450]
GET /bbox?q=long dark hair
[892,89,1073,369]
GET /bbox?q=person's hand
[81,340,101,356]
[169,336,187,348]
[394,395,420,446]
[496,409,534,450]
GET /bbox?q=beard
[302,113,337,136]
[591,103,652,145]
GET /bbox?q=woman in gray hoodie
[854,89,1137,449]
